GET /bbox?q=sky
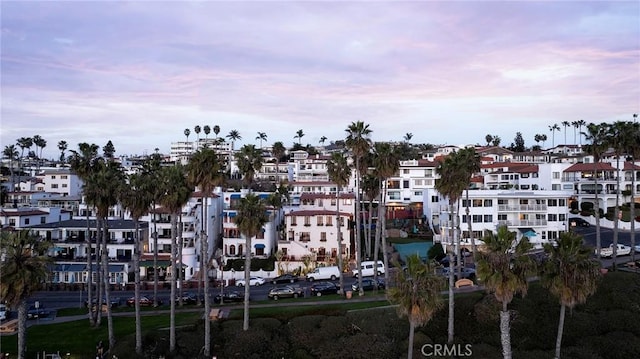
[1,1,639,159]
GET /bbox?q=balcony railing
[498,204,547,212]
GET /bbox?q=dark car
[27,305,48,319]
[309,282,338,296]
[85,297,121,309]
[267,286,304,300]
[271,273,300,284]
[569,217,590,227]
[441,267,476,281]
[127,296,162,307]
[174,292,202,305]
[351,278,385,292]
[213,291,245,304]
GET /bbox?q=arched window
[238,244,244,256]
[229,245,236,256]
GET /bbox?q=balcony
[498,204,547,212]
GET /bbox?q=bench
[209,309,220,321]
[455,278,475,289]
[0,319,18,333]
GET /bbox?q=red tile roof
[564,162,616,172]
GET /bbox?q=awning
[108,264,125,273]
[254,243,265,249]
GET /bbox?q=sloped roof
[564,162,616,172]
[0,209,49,217]
[623,162,640,170]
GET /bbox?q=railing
[498,205,547,211]
[497,219,547,227]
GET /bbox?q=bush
[428,242,446,261]
[224,256,275,271]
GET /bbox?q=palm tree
[458,147,482,260]
[361,174,379,260]
[435,151,468,343]
[16,136,32,174]
[540,134,548,148]
[68,142,100,326]
[57,140,68,163]
[235,194,269,331]
[120,168,156,354]
[256,132,267,149]
[372,142,400,289]
[485,134,493,146]
[561,121,570,145]
[194,125,201,143]
[271,141,286,185]
[213,125,221,139]
[476,225,537,359]
[327,151,352,295]
[345,121,372,296]
[625,118,640,263]
[403,133,413,142]
[294,129,305,145]
[549,124,560,147]
[226,130,242,150]
[186,147,224,357]
[606,121,627,270]
[576,119,586,145]
[203,125,211,139]
[3,145,18,192]
[235,144,263,189]
[32,135,46,170]
[583,123,609,260]
[542,232,601,359]
[184,128,191,143]
[388,254,444,359]
[571,121,579,144]
[319,136,328,145]
[157,164,192,353]
[83,159,126,352]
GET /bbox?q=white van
[306,266,340,281]
[352,261,385,278]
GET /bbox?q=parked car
[306,266,340,281]
[213,291,245,304]
[309,282,338,296]
[351,261,385,278]
[598,244,632,258]
[174,292,202,305]
[441,267,476,280]
[236,276,265,287]
[27,305,48,319]
[569,217,590,227]
[267,286,304,300]
[85,297,122,309]
[351,278,385,292]
[126,296,162,307]
[271,273,300,284]
[634,244,640,253]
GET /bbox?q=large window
[317,216,324,226]
[304,216,311,226]
[320,232,327,242]
[483,199,493,207]
[326,216,333,226]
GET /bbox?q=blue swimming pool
[393,241,433,262]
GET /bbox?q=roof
[27,219,143,230]
[300,193,355,200]
[286,210,352,217]
[564,162,616,172]
[623,162,640,170]
[0,209,49,217]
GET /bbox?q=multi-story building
[37,168,83,197]
[0,206,71,228]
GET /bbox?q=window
[51,175,56,179]
[320,232,327,242]
[291,216,297,226]
[462,200,470,207]
[318,199,323,206]
[300,232,311,242]
[414,179,423,186]
[472,215,483,223]
[317,216,324,226]
[473,199,483,207]
[483,199,493,207]
[40,217,46,224]
[61,175,68,179]
[552,184,561,190]
[403,169,410,174]
[498,199,508,205]
[498,214,507,221]
[431,196,439,202]
[51,184,59,189]
[403,180,410,188]
[484,215,493,222]
[559,214,566,221]
[553,172,560,179]
[229,245,236,255]
[414,191,423,196]
[388,192,401,200]
[548,199,558,206]
[62,184,68,188]
[425,169,434,177]
[330,198,336,206]
[288,230,295,241]
[462,215,468,223]
[304,216,311,226]
[25,218,30,225]
[326,216,333,226]
[559,199,566,206]
[548,214,558,221]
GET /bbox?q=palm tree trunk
[203,199,211,357]
[355,161,364,296]
[466,189,477,261]
[95,218,103,326]
[243,235,252,331]
[86,210,95,326]
[18,301,26,359]
[337,189,345,295]
[381,183,391,288]
[612,157,621,270]
[500,302,512,359]
[170,214,177,352]
[408,319,415,359]
[133,219,142,355]
[447,204,455,344]
[102,218,115,350]
[555,304,566,359]
[178,213,184,307]
[373,192,382,291]
[595,170,602,261]
[631,160,636,263]
[456,201,463,279]
[153,204,159,307]
[198,200,205,306]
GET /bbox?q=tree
[476,226,537,359]
[194,125,201,143]
[542,232,601,359]
[3,145,18,192]
[271,141,286,185]
[0,230,51,359]
[491,136,501,146]
[226,130,242,150]
[186,147,224,357]
[203,125,211,139]
[235,194,269,331]
[540,134,548,148]
[576,119,586,145]
[157,164,192,353]
[16,137,33,174]
[582,123,609,261]
[485,134,493,146]
[606,121,626,270]
[327,151,352,295]
[294,129,305,145]
[184,128,191,143]
[571,121,579,144]
[361,174,379,260]
[457,148,481,260]
[625,116,640,263]
[561,121,570,145]
[235,144,263,189]
[404,133,413,142]
[345,121,372,296]
[511,132,525,152]
[256,132,267,149]
[388,254,444,359]
[57,140,68,163]
[549,124,560,147]
[319,136,328,145]
[32,135,46,170]
[213,125,221,139]
[103,140,115,160]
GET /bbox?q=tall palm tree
[158,164,193,353]
[235,144,263,189]
[606,121,626,270]
[294,129,305,145]
[361,174,379,260]
[571,121,579,144]
[345,121,372,296]
[372,142,400,289]
[235,193,269,331]
[120,168,156,355]
[583,123,609,260]
[542,232,601,359]
[16,136,32,175]
[271,141,286,185]
[435,151,468,343]
[625,118,640,263]
[540,134,548,148]
[327,151,352,295]
[561,121,570,145]
[203,125,211,140]
[388,254,444,359]
[213,125,221,139]
[84,159,126,352]
[3,145,18,192]
[476,226,537,359]
[256,132,267,149]
[403,132,413,142]
[226,130,242,150]
[194,125,201,143]
[32,135,46,170]
[69,142,100,326]
[319,136,328,145]
[549,124,560,147]
[184,128,191,143]
[576,119,586,145]
[0,230,51,359]
[57,140,68,163]
[186,147,224,357]
[458,147,482,260]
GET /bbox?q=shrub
[428,242,446,261]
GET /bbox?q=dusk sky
[2,1,639,158]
